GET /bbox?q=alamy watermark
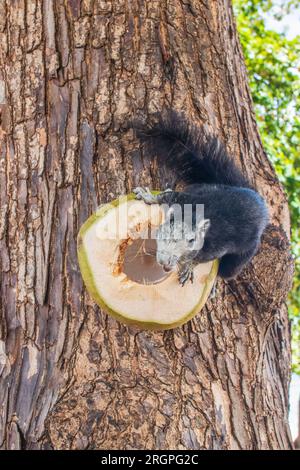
[95,197,207,250]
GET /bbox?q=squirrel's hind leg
[219,244,258,279]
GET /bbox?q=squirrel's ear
[197,218,210,234]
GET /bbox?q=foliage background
[233,0,300,373]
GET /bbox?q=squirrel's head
[155,207,210,272]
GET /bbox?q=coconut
[77,193,218,330]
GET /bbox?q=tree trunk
[0,0,294,450]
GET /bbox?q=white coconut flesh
[78,195,218,329]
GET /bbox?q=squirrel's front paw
[133,187,157,204]
[178,265,194,286]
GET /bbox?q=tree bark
[0,0,294,450]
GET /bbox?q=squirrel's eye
[188,238,195,245]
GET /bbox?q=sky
[289,373,300,440]
[264,7,300,39]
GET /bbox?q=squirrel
[132,110,269,286]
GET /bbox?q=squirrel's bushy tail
[133,110,251,189]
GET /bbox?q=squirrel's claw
[178,265,194,286]
[209,280,217,299]
[133,187,158,204]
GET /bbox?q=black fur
[133,110,269,280]
[134,110,251,188]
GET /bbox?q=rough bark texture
[0,0,294,450]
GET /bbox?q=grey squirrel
[132,110,269,285]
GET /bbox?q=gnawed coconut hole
[121,237,171,285]
[112,217,171,284]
